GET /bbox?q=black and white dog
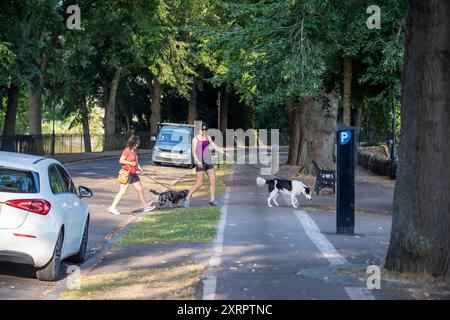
[256,177,312,208]
[149,189,189,208]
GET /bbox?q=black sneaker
[209,200,222,206]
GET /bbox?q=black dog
[149,189,189,208]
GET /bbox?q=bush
[357,147,396,178]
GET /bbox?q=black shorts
[195,162,214,172]
[127,173,140,184]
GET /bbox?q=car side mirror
[79,186,93,198]
[151,136,156,141]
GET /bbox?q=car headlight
[154,147,161,152]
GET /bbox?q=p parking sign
[339,131,351,145]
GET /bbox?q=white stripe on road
[344,287,376,300]
[293,210,348,265]
[202,185,231,300]
[293,209,375,300]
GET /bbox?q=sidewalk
[51,149,152,164]
[273,163,394,215]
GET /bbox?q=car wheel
[36,230,63,281]
[68,217,89,263]
[152,161,161,166]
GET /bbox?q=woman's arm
[207,135,225,154]
[192,137,202,165]
[119,154,136,167]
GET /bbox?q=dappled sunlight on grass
[60,264,204,300]
[116,206,221,247]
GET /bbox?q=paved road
[0,156,187,300]
[203,164,414,300]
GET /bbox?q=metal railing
[0,132,153,156]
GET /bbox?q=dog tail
[256,177,267,187]
[149,189,160,195]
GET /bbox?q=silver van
[151,123,194,168]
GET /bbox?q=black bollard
[336,124,355,234]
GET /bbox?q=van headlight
[154,147,161,152]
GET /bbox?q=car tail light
[5,199,51,215]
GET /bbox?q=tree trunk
[1,85,20,151]
[220,84,229,141]
[150,77,162,137]
[28,45,50,137]
[286,98,303,166]
[188,79,197,125]
[343,57,352,126]
[353,108,361,144]
[28,83,42,136]
[385,0,450,277]
[80,97,92,153]
[121,101,131,133]
[298,94,337,174]
[102,66,122,151]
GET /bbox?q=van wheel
[36,231,63,281]
[152,161,161,166]
[68,217,89,263]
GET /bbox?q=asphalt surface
[0,153,426,300]
[206,164,415,300]
[0,156,187,300]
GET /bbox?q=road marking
[344,287,376,300]
[293,210,348,265]
[293,209,376,300]
[202,185,231,300]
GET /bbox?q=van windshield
[0,168,39,193]
[157,129,191,144]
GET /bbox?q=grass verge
[60,264,203,300]
[116,205,221,247]
[60,164,230,300]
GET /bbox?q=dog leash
[142,173,175,192]
[141,149,293,192]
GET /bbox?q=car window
[49,166,65,194]
[56,165,76,194]
[158,129,191,144]
[0,168,38,193]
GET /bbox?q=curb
[43,214,139,300]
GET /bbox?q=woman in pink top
[184,122,225,207]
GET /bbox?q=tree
[135,0,199,136]
[23,1,66,137]
[86,1,134,150]
[205,1,335,171]
[385,0,450,276]
[0,1,36,142]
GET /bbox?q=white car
[0,151,92,281]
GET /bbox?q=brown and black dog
[149,189,189,208]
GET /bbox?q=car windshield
[0,168,39,193]
[157,129,191,144]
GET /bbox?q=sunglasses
[201,127,207,131]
